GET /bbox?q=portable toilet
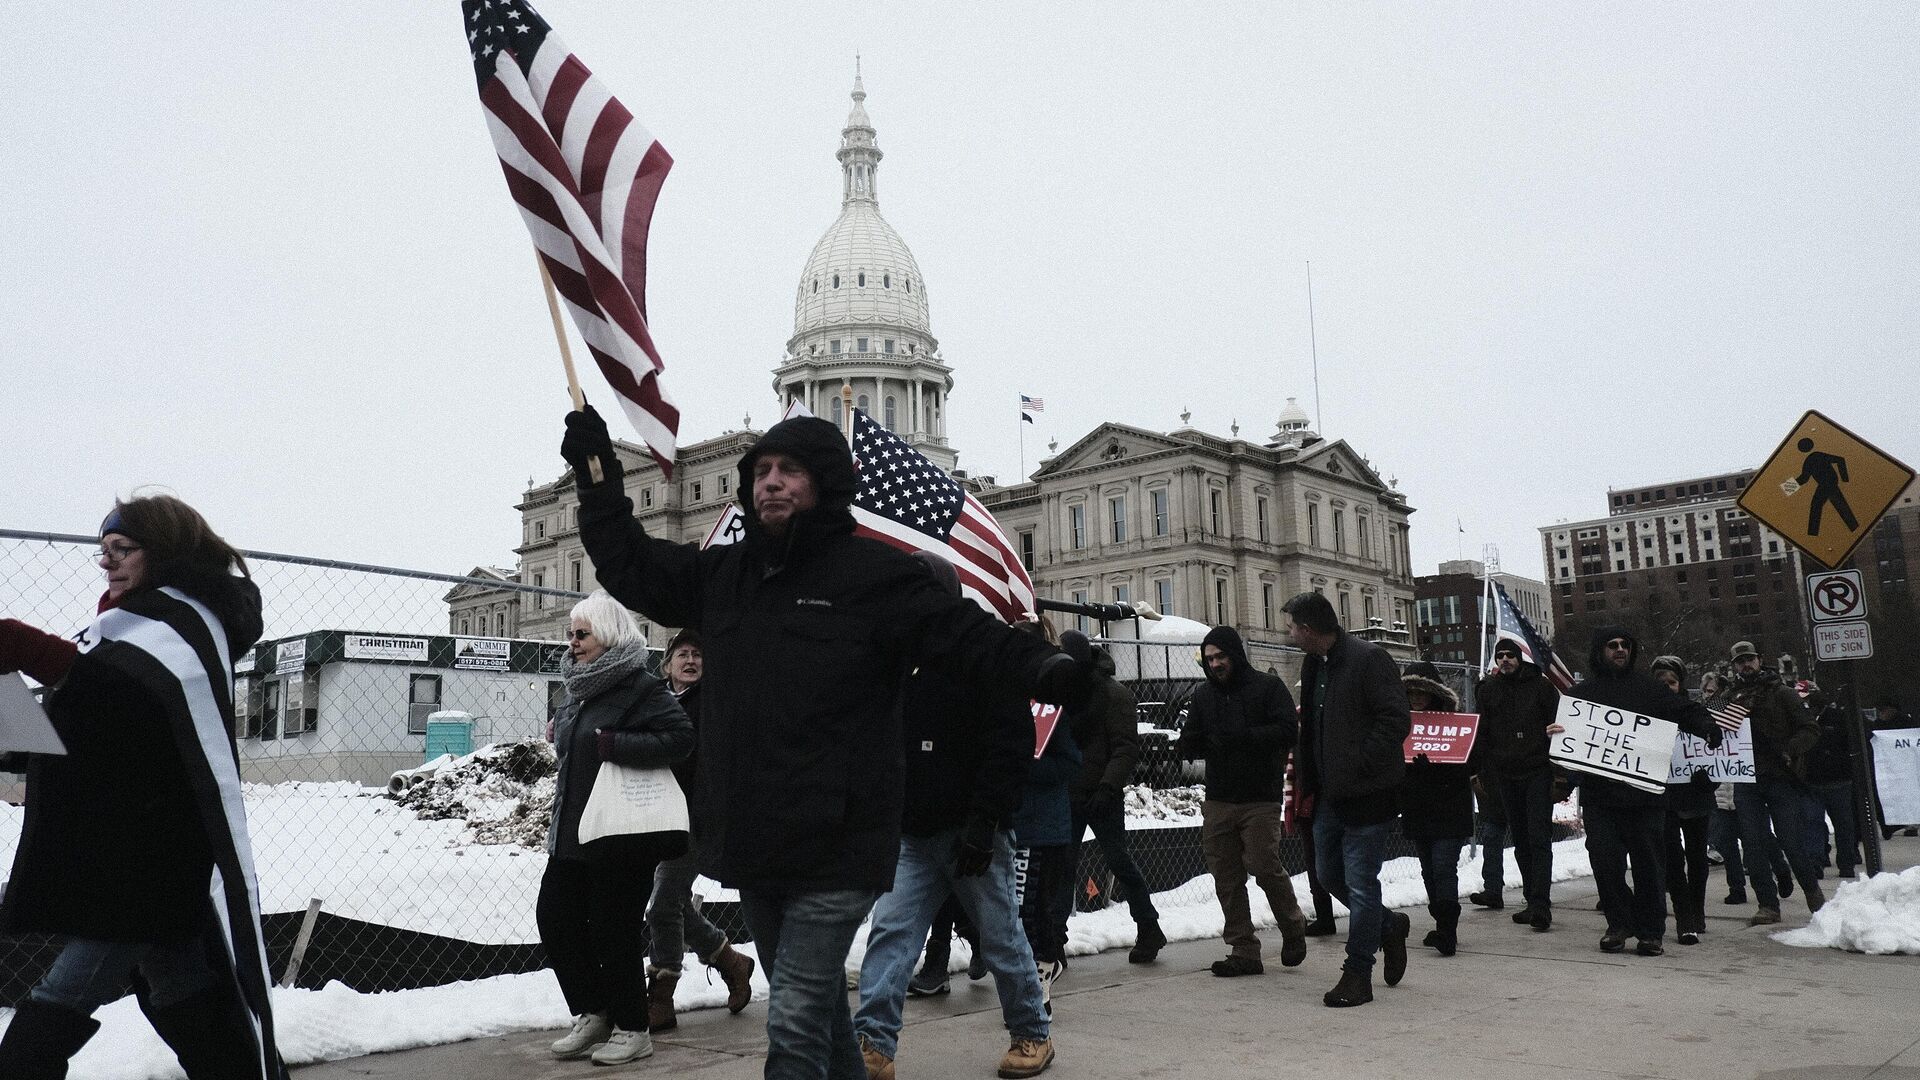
[424,710,475,762]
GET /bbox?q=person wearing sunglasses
[0,495,284,1078]
[1563,627,1718,957]
[1472,641,1563,932]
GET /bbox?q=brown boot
[1748,907,1781,926]
[1323,967,1373,1007]
[997,1036,1055,1078]
[708,942,758,1014]
[860,1034,896,1080]
[647,965,679,1032]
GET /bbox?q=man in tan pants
[1178,626,1309,975]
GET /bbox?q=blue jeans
[854,830,1047,1060]
[739,887,879,1080]
[1312,803,1392,974]
[31,936,216,1015]
[1414,838,1464,924]
[1735,778,1820,909]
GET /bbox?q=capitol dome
[773,70,956,471]
[790,74,932,339]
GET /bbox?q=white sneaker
[1035,960,1063,1016]
[549,1012,612,1059]
[591,1028,655,1065]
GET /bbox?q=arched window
[883,273,891,288]
[833,274,840,288]
[858,272,866,287]
[857,394,871,411]
[906,279,912,293]
[830,395,843,425]
[884,395,898,430]
[811,279,818,293]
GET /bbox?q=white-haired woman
[540,591,693,1065]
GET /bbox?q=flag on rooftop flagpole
[1489,579,1575,691]
[1020,394,1045,424]
[850,408,1037,622]
[462,0,681,474]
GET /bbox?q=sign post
[1742,411,1913,878]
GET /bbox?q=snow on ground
[1773,866,1920,955]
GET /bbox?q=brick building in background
[1541,469,1811,680]
[1413,559,1551,667]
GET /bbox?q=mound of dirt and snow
[396,741,557,849]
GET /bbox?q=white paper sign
[1550,696,1679,794]
[1871,728,1920,825]
[343,634,429,663]
[1668,724,1756,785]
[0,673,67,756]
[275,639,307,675]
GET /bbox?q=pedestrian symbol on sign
[1788,438,1859,537]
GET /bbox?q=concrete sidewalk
[295,844,1920,1080]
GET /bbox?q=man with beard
[1472,640,1562,932]
[1724,641,1824,925]
[1562,627,1717,955]
[1177,626,1308,978]
[1285,592,1412,1008]
[559,406,1089,1080]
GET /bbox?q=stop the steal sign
[1402,711,1480,764]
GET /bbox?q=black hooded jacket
[1563,625,1717,808]
[1177,626,1296,803]
[1473,660,1561,779]
[574,415,1072,893]
[1296,629,1411,824]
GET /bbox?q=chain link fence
[2,534,1510,1001]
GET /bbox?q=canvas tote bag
[577,761,690,844]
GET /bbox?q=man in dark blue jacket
[1286,592,1412,1008]
[1178,625,1308,977]
[560,407,1087,1080]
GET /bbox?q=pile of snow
[397,741,557,850]
[1773,866,1920,955]
[1123,783,1205,823]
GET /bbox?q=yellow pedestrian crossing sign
[1739,411,1914,570]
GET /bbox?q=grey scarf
[563,638,648,704]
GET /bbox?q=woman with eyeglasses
[0,495,285,1079]
[539,590,692,1066]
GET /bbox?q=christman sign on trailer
[1549,697,1679,794]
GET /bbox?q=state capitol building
[451,77,1417,669]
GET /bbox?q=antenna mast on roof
[1306,261,1323,434]
[1482,544,1501,574]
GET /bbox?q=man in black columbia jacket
[1178,625,1308,977]
[561,407,1085,1080]
[1563,625,1717,956]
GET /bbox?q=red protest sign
[1032,701,1063,759]
[1403,711,1481,764]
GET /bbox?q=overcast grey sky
[5,2,1915,584]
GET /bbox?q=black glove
[1087,784,1121,819]
[953,813,997,877]
[560,404,625,493]
[1033,655,1093,710]
[1690,769,1714,789]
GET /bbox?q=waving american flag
[463,0,680,474]
[850,409,1036,623]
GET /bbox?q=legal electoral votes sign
[1549,697,1679,794]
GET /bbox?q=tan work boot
[997,1036,1055,1078]
[707,942,758,1013]
[1748,907,1782,926]
[860,1034,896,1080]
[647,965,680,1031]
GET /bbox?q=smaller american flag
[1709,701,1749,733]
[849,409,1036,623]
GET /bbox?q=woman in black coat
[539,591,692,1066]
[1398,663,1473,957]
[0,495,283,1080]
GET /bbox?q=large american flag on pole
[850,408,1037,622]
[1489,579,1576,691]
[463,0,681,474]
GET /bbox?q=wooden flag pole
[537,252,603,483]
